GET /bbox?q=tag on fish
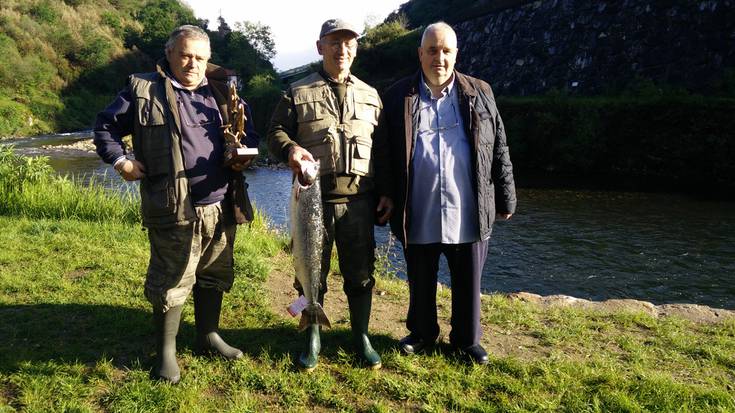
[287,295,309,317]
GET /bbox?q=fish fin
[297,304,331,331]
[313,303,331,329]
[297,313,310,332]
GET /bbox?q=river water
[7,133,735,309]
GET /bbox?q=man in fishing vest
[93,25,259,383]
[381,22,517,365]
[268,18,393,371]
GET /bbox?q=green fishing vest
[129,72,195,227]
[290,72,381,179]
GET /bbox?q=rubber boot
[348,292,382,369]
[152,305,183,384]
[297,324,321,372]
[297,291,324,371]
[193,285,243,359]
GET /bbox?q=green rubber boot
[152,305,183,384]
[348,292,382,369]
[297,324,321,372]
[193,285,243,360]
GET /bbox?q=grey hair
[165,25,210,53]
[420,21,456,46]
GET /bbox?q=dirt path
[265,254,734,360]
[265,256,552,359]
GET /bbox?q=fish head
[298,160,320,186]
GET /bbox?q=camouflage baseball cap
[319,18,359,38]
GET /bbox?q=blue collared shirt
[408,74,479,245]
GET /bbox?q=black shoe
[398,335,434,355]
[455,344,489,365]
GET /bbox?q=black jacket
[381,70,517,244]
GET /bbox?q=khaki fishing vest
[129,73,196,227]
[290,73,381,178]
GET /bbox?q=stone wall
[454,0,735,95]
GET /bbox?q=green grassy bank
[1,150,734,412]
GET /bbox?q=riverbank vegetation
[352,19,735,197]
[2,146,735,411]
[4,0,733,196]
[0,0,278,138]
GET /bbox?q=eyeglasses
[323,40,357,51]
[421,100,460,132]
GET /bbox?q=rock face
[508,292,735,323]
[454,0,735,95]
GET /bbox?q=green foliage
[125,0,199,58]
[30,0,60,24]
[389,0,532,28]
[243,73,283,138]
[0,146,54,189]
[499,95,735,194]
[235,21,276,61]
[0,147,140,222]
[352,28,422,90]
[210,27,275,85]
[0,0,277,137]
[360,15,410,49]
[0,97,35,137]
[0,160,734,410]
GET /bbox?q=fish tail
[297,303,331,332]
[313,303,331,329]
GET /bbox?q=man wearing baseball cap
[268,19,393,371]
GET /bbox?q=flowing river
[7,132,735,309]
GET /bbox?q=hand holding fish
[287,145,316,175]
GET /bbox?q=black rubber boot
[297,324,321,372]
[152,305,183,384]
[193,285,243,360]
[348,292,382,369]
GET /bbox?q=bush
[30,1,59,24]
[0,147,140,222]
[0,98,32,137]
[499,95,735,195]
[243,73,283,139]
[352,28,421,90]
[360,17,410,49]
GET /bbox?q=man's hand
[287,145,315,175]
[497,213,513,220]
[376,196,394,225]
[115,159,145,181]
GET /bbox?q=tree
[235,21,276,62]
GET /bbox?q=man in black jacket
[381,22,517,364]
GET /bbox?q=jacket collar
[409,70,478,98]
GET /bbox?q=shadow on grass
[0,304,398,373]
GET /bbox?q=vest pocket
[141,175,174,217]
[345,135,373,177]
[137,97,166,126]
[353,94,380,126]
[294,91,325,123]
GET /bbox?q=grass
[0,152,734,411]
